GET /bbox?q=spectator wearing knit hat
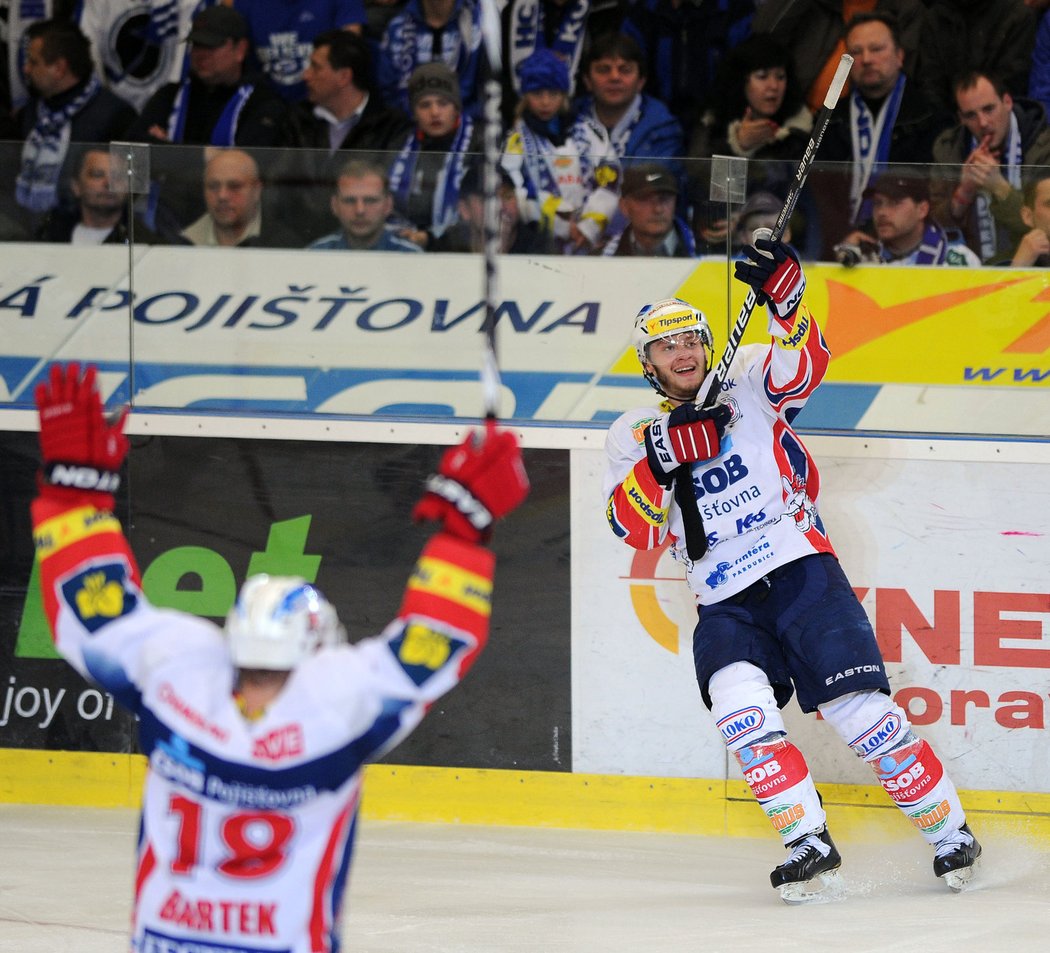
[375,0,485,117]
[388,61,484,249]
[501,47,620,254]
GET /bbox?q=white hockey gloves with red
[644,402,732,486]
[734,230,806,321]
[35,362,129,511]
[413,421,530,544]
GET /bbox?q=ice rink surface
[2,805,1049,952]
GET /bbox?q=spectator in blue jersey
[600,161,695,257]
[572,33,683,174]
[308,158,424,251]
[126,6,286,147]
[14,18,136,219]
[375,0,484,117]
[621,0,756,139]
[221,0,365,102]
[388,61,483,250]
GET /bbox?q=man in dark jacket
[931,70,1050,264]
[14,18,136,219]
[808,11,951,254]
[126,6,287,148]
[751,0,923,114]
[274,29,412,242]
[36,145,160,244]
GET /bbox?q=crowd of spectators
[2,0,1050,266]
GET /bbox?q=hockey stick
[674,53,853,561]
[700,52,853,410]
[478,0,504,425]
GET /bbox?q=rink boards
[0,414,1048,839]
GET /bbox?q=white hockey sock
[868,735,966,846]
[736,736,826,846]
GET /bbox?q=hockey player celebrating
[31,362,528,951]
[602,238,981,902]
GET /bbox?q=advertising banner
[573,440,1050,793]
[0,245,1046,432]
[0,432,572,771]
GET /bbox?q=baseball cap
[408,62,462,112]
[186,6,248,48]
[862,172,930,203]
[622,163,678,198]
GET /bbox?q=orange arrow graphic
[824,278,1031,355]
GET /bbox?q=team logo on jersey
[61,561,137,633]
[630,416,656,444]
[705,561,732,589]
[390,623,467,686]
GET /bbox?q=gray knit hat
[407,62,462,112]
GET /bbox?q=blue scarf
[971,111,1022,261]
[509,0,588,96]
[880,220,948,264]
[848,74,906,224]
[166,79,255,145]
[389,117,475,238]
[16,74,101,213]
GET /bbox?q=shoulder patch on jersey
[389,622,468,687]
[61,560,137,633]
[630,416,657,443]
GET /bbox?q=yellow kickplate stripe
[2,750,1047,841]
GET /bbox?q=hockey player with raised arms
[31,363,528,951]
[602,235,981,902]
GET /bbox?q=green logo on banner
[15,515,321,660]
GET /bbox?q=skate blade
[777,869,845,905]
[941,858,980,893]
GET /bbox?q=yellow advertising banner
[613,262,1050,388]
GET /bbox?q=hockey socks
[736,736,826,846]
[868,735,966,846]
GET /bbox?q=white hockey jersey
[603,304,837,605]
[32,498,495,953]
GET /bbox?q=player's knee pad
[819,689,912,761]
[709,661,785,753]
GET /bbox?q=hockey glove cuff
[644,403,731,484]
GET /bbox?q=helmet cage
[632,298,714,398]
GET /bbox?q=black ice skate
[934,823,982,892]
[770,827,843,905]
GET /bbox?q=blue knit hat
[518,48,570,94]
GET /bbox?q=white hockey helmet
[224,575,344,670]
[632,297,714,396]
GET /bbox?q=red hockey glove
[35,362,129,510]
[733,231,806,320]
[412,421,530,544]
[644,402,732,485]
